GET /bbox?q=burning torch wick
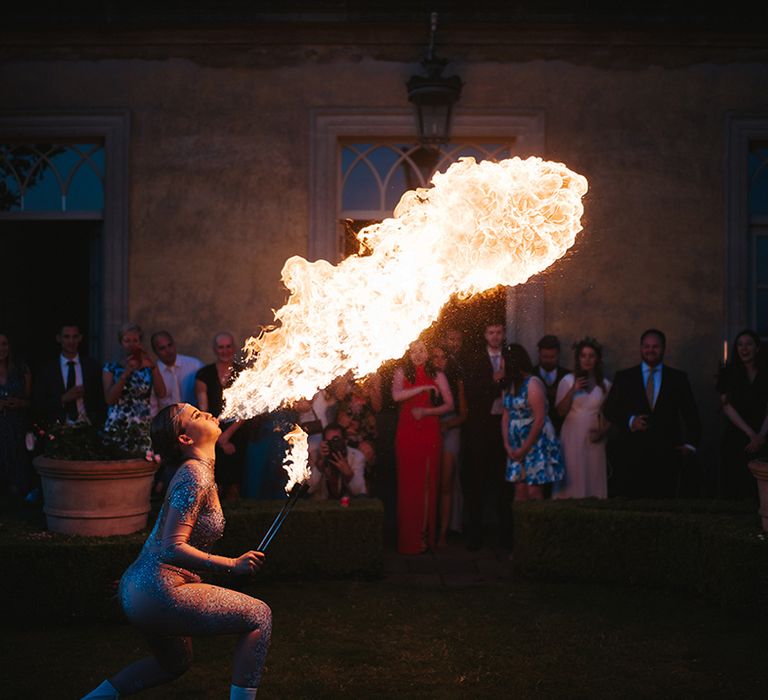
[257,481,308,553]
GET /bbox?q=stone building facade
[2,6,767,475]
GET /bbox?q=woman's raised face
[179,403,221,444]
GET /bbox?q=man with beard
[602,329,700,498]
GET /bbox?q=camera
[327,435,347,458]
[429,386,444,407]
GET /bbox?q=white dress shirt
[539,366,557,386]
[150,353,204,416]
[59,353,85,421]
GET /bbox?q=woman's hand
[411,406,426,420]
[139,350,156,370]
[573,376,588,392]
[506,445,525,461]
[746,432,766,454]
[589,427,607,443]
[233,550,265,575]
[124,355,140,377]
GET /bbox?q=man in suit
[461,321,511,550]
[602,329,700,498]
[33,323,105,426]
[532,334,570,435]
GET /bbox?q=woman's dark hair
[403,341,437,384]
[573,336,607,393]
[507,343,533,393]
[0,331,26,375]
[150,403,186,469]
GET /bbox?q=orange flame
[281,425,310,491]
[222,155,587,421]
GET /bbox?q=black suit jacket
[463,347,511,427]
[602,364,700,449]
[33,356,106,425]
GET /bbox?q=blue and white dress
[103,362,153,454]
[503,375,565,485]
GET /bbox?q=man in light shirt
[149,331,203,417]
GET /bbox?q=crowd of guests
[0,322,242,506]
[2,321,767,559]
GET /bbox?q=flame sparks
[222,155,587,421]
[281,425,310,492]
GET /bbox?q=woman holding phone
[102,322,166,456]
[553,337,611,499]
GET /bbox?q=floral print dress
[504,375,565,485]
[103,362,153,455]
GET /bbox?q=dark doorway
[0,220,101,374]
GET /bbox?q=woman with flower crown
[553,337,612,499]
[81,403,271,700]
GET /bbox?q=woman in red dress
[392,340,453,554]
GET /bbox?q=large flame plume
[222,155,587,421]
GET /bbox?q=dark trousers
[608,435,699,499]
[462,418,506,545]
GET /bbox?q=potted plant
[32,419,158,537]
[748,460,768,532]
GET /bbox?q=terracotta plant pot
[33,456,157,536]
[747,460,768,532]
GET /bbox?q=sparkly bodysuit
[119,458,271,686]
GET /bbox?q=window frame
[726,115,768,343]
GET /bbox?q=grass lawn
[4,575,766,699]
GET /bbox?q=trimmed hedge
[513,498,768,615]
[1,497,383,622]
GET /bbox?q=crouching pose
[82,403,271,700]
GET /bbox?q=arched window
[339,142,512,257]
[1,142,104,214]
